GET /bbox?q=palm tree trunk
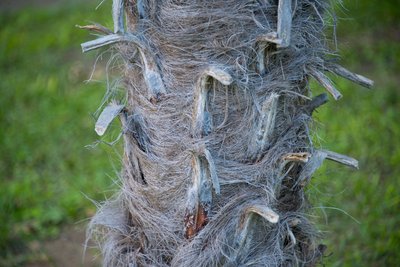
[81,0,372,266]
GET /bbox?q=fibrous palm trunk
[81,0,372,266]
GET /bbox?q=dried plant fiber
[81,0,373,266]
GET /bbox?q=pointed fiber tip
[333,93,343,101]
[364,78,374,89]
[94,104,125,136]
[331,65,374,89]
[322,150,359,169]
[204,66,233,86]
[95,126,106,136]
[247,205,279,224]
[80,43,87,53]
[309,93,329,111]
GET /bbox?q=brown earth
[25,225,101,267]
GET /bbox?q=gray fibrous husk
[82,0,372,266]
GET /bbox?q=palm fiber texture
[81,0,372,266]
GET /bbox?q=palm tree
[81,0,372,266]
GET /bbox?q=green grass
[310,1,400,266]
[0,0,398,266]
[0,1,117,263]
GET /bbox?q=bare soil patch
[26,225,101,267]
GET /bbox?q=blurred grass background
[0,0,398,266]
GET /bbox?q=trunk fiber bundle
[81,0,372,266]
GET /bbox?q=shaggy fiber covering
[81,0,372,266]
